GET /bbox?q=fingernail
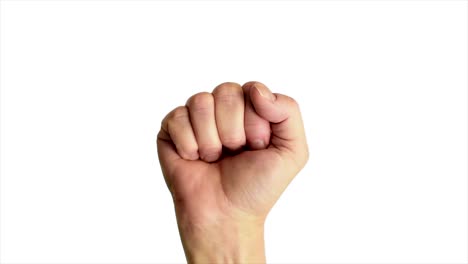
[253,82,275,102]
[202,153,219,162]
[189,152,199,160]
[251,139,266,149]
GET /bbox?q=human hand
[157,81,308,263]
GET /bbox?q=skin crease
[157,81,309,263]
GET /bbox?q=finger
[161,106,199,161]
[157,129,182,190]
[212,82,246,151]
[242,82,271,150]
[186,92,222,162]
[157,129,182,178]
[157,110,193,192]
[249,81,308,164]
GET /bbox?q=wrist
[177,215,266,264]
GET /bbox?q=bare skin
[157,81,309,263]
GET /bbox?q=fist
[157,81,308,228]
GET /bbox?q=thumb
[249,82,308,161]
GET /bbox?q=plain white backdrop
[1,0,467,263]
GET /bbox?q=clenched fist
[157,81,308,263]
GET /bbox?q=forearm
[177,216,266,264]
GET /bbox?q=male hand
[157,81,308,263]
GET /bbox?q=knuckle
[169,106,189,121]
[245,122,271,136]
[242,81,258,89]
[301,144,310,164]
[221,136,246,148]
[180,147,199,160]
[187,92,214,113]
[213,83,243,105]
[285,95,299,107]
[199,144,222,155]
[276,93,300,111]
[213,82,242,94]
[199,145,222,160]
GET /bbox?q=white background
[1,0,467,263]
